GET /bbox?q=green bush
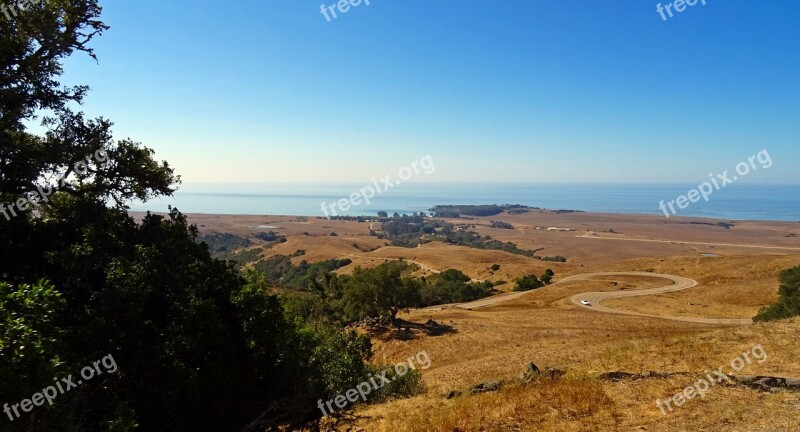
[368,365,426,402]
[419,269,496,306]
[755,265,800,322]
[0,280,72,429]
[340,263,422,324]
[514,274,544,291]
[541,269,555,284]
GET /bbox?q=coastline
[128,207,800,224]
[128,183,800,223]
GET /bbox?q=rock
[785,378,800,389]
[732,375,758,385]
[521,362,541,380]
[599,370,681,382]
[522,363,565,381]
[470,381,501,394]
[599,371,640,382]
[731,375,800,391]
[544,368,566,379]
[446,390,462,399]
[470,384,486,394]
[425,319,440,328]
[754,377,775,389]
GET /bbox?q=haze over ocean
[129,183,800,222]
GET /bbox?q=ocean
[128,183,800,222]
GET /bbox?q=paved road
[427,271,753,325]
[349,254,485,283]
[578,234,800,252]
[422,289,531,310]
[348,254,442,275]
[349,253,752,324]
[565,272,752,325]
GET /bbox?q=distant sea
[128,183,800,222]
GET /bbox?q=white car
[580,300,592,306]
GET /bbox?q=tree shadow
[371,318,457,341]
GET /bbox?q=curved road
[428,270,752,325]
[348,254,442,275]
[565,272,752,325]
[348,254,751,324]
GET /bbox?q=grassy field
[177,211,800,431]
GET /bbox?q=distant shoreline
[127,183,800,223]
[128,207,800,224]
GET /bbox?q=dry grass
[341,370,800,431]
[599,254,800,319]
[168,212,800,431]
[346,318,800,432]
[352,254,800,432]
[372,376,616,431]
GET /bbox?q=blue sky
[57,0,800,184]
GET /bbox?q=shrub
[369,365,426,402]
[418,269,496,306]
[541,269,555,285]
[514,274,544,291]
[0,280,70,429]
[490,220,514,229]
[755,265,800,322]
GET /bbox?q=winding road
[564,272,752,325]
[348,253,752,324]
[428,270,753,325]
[348,254,442,275]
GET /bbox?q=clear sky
[57,0,800,184]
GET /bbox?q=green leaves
[755,265,800,322]
[0,279,64,365]
[0,280,68,426]
[0,0,107,130]
[420,269,495,306]
[341,262,422,323]
[514,274,544,292]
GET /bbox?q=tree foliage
[754,265,800,322]
[419,269,495,306]
[0,0,107,131]
[0,280,70,428]
[341,262,422,325]
[0,2,377,430]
